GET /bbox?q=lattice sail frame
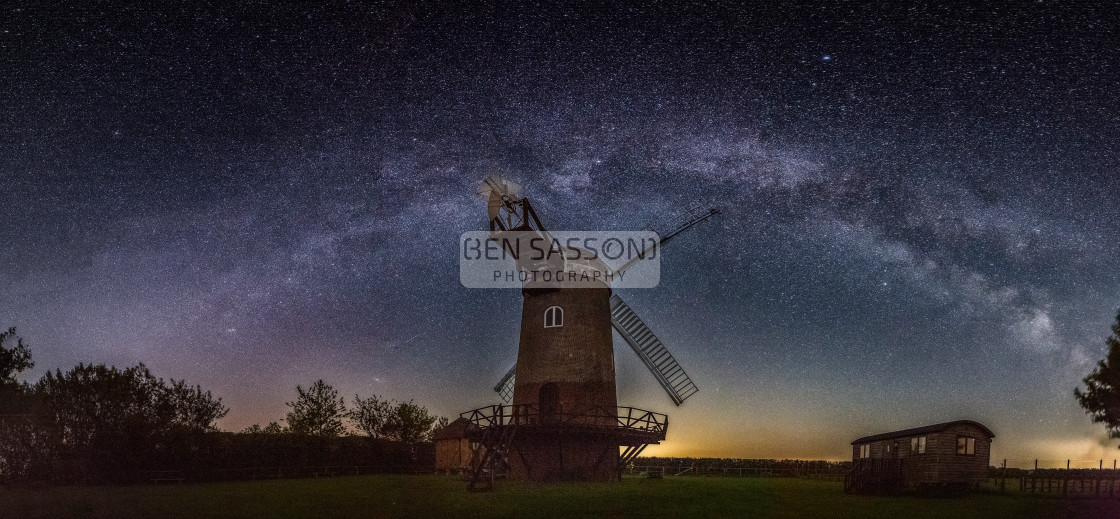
[609,294,699,406]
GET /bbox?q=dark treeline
[632,457,852,477]
[0,328,437,484]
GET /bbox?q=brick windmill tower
[462,178,718,489]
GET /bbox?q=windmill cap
[521,246,613,290]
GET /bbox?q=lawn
[2,475,1119,519]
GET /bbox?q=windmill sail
[494,364,516,403]
[646,204,720,247]
[612,205,719,278]
[610,294,699,406]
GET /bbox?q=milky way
[2,2,1119,463]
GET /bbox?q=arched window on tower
[543,306,564,328]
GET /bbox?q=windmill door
[539,383,560,424]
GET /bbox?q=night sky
[4,2,1120,464]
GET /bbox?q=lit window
[911,436,926,454]
[956,437,975,455]
[544,306,564,328]
[859,444,870,458]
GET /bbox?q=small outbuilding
[845,420,994,494]
[433,417,480,474]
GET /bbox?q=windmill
[460,177,719,489]
[492,199,719,407]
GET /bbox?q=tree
[285,380,346,436]
[241,421,286,434]
[36,363,229,449]
[347,394,443,444]
[0,327,33,389]
[28,363,227,481]
[1076,309,1120,441]
[347,394,394,438]
[0,328,35,418]
[384,400,440,445]
[0,331,46,480]
[162,378,231,433]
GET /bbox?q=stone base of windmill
[509,429,621,481]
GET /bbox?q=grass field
[3,475,1120,519]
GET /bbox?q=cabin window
[911,436,926,454]
[956,436,976,455]
[859,444,870,458]
[543,306,564,328]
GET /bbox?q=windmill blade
[613,204,720,278]
[654,204,720,248]
[478,176,524,229]
[609,294,699,406]
[493,363,516,403]
[477,176,559,254]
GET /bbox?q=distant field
[3,475,1119,519]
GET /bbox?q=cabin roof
[432,417,477,441]
[850,420,994,445]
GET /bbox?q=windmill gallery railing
[461,404,668,440]
[460,404,669,490]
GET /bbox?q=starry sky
[3,1,1119,464]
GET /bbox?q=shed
[433,417,480,474]
[845,420,994,494]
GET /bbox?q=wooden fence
[625,459,850,480]
[986,459,1120,497]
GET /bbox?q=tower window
[544,306,564,328]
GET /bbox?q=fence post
[1064,460,1070,495]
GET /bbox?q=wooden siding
[850,422,992,488]
[927,422,991,486]
[435,438,476,473]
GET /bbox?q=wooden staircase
[466,425,517,492]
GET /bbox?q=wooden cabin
[433,417,480,474]
[846,420,994,494]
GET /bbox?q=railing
[985,459,1120,496]
[625,461,849,480]
[461,404,668,435]
[845,458,905,494]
